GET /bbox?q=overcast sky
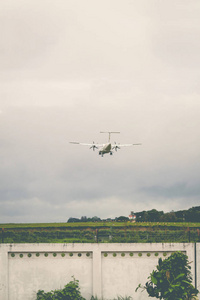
[0,0,200,223]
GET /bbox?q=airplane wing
[117,143,142,147]
[70,142,94,146]
[69,141,104,150]
[69,142,104,146]
[112,143,141,151]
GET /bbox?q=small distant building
[129,212,136,222]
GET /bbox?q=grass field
[0,221,200,243]
[1,221,200,229]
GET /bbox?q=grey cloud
[140,182,200,199]
[153,29,200,69]
[0,1,200,222]
[0,188,29,202]
[0,3,63,70]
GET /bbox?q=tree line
[134,206,200,222]
[67,206,200,223]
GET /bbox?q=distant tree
[148,209,164,222]
[160,212,177,222]
[80,216,87,222]
[115,216,129,222]
[68,216,102,223]
[135,210,163,222]
[91,216,101,222]
[67,217,80,223]
[135,211,148,222]
[186,207,200,222]
[175,210,186,222]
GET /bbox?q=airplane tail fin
[100,131,120,142]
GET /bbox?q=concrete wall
[0,243,199,300]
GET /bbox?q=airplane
[69,131,141,157]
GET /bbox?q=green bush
[36,277,86,300]
[136,251,199,299]
[90,297,132,300]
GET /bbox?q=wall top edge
[0,242,198,252]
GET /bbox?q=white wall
[0,243,199,300]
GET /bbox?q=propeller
[112,142,120,152]
[90,142,98,151]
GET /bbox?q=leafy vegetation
[36,277,132,300]
[36,277,86,300]
[136,251,199,299]
[87,296,132,300]
[134,206,200,223]
[36,278,132,300]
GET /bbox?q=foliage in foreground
[36,278,132,300]
[91,297,132,300]
[36,277,86,300]
[136,251,199,299]
[36,278,133,300]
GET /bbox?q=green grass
[1,221,200,229]
[1,221,199,243]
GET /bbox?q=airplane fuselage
[99,143,112,156]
